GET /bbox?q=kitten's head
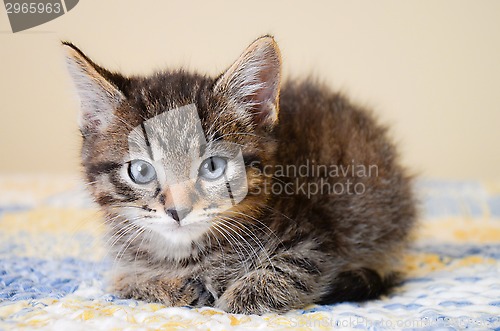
[64,37,281,259]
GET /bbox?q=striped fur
[64,36,416,314]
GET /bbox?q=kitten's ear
[62,42,124,136]
[214,36,282,128]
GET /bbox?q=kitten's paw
[179,277,215,307]
[113,274,214,307]
[215,270,302,314]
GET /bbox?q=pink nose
[164,207,192,223]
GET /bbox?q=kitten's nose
[165,207,191,223]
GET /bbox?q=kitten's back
[274,79,416,276]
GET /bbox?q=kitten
[63,36,416,314]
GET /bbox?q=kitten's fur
[64,36,416,314]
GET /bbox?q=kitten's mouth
[142,215,211,233]
[140,216,212,246]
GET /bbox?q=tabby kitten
[64,36,416,314]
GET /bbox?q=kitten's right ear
[214,36,281,129]
[62,42,124,136]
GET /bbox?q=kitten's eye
[128,160,157,184]
[199,156,227,180]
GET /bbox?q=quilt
[0,175,499,330]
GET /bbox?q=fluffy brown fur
[63,36,416,314]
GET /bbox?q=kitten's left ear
[62,42,125,137]
[214,36,282,129]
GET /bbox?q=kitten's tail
[317,268,400,305]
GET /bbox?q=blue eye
[128,160,156,184]
[199,156,227,180]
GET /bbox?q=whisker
[216,219,259,265]
[218,216,276,272]
[224,209,284,248]
[212,223,249,274]
[208,228,227,277]
[114,226,145,268]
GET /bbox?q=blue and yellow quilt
[1,176,499,330]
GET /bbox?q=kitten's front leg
[113,273,215,307]
[215,260,391,314]
[215,265,317,314]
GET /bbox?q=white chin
[154,222,209,243]
[142,219,211,260]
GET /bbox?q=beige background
[0,1,499,180]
